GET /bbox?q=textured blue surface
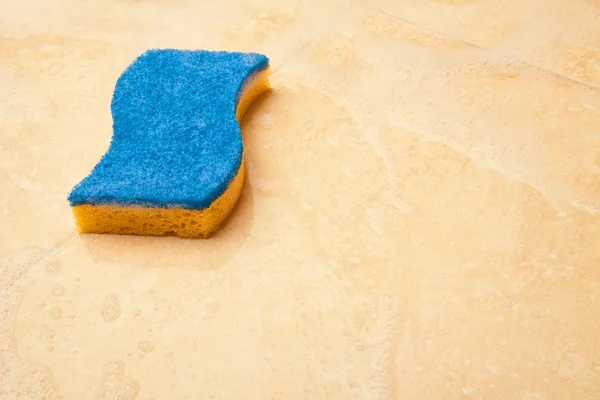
[68,49,269,209]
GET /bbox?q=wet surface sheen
[1,0,600,399]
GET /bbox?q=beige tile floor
[2,0,600,398]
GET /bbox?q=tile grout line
[359,6,600,92]
[361,5,479,49]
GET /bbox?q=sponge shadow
[78,90,273,271]
[213,87,272,238]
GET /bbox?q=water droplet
[45,261,60,273]
[50,306,62,320]
[41,326,55,339]
[46,345,54,352]
[51,284,66,296]
[101,293,122,323]
[138,340,155,353]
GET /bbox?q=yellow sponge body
[71,67,270,239]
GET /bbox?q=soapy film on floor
[2,0,600,398]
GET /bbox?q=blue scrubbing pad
[67,49,270,238]
[69,49,268,209]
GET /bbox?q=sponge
[67,49,270,238]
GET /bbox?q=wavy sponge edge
[67,49,270,238]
